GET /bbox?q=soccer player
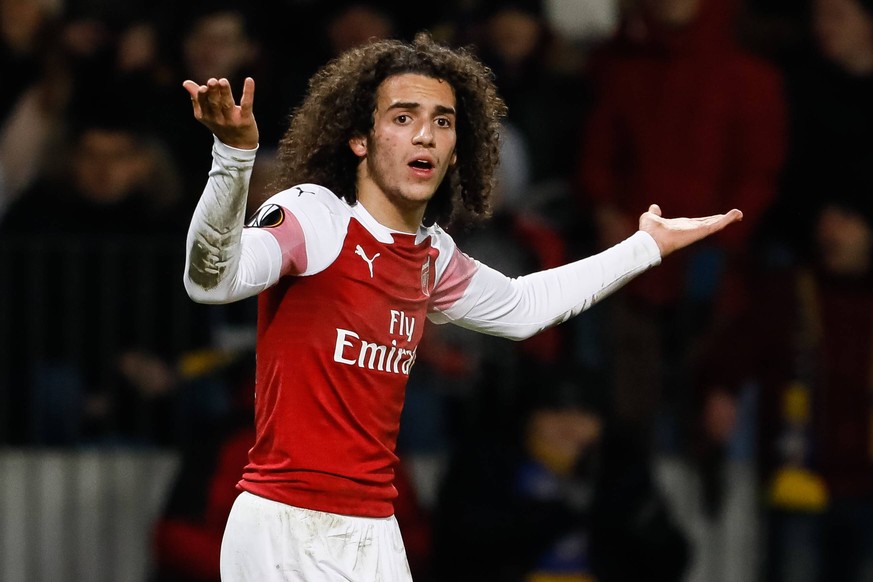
[182,33,742,582]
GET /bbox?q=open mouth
[409,159,434,170]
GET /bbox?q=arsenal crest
[420,256,431,297]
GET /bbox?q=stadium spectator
[573,0,786,470]
[762,0,873,265]
[432,368,626,582]
[697,179,873,582]
[0,107,208,445]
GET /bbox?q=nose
[412,121,435,146]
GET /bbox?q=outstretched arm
[639,204,743,258]
[431,205,744,340]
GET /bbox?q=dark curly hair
[271,32,507,227]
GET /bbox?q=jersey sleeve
[250,185,348,278]
[184,139,348,305]
[184,138,281,304]
[428,231,662,340]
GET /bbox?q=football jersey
[241,183,455,516]
[184,139,662,517]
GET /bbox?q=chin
[401,188,438,205]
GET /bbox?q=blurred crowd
[1,0,873,580]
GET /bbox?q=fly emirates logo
[333,310,417,375]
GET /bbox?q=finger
[182,80,204,117]
[218,78,235,110]
[203,78,224,113]
[704,209,744,234]
[711,209,743,228]
[182,79,202,99]
[240,77,255,117]
[648,203,662,217]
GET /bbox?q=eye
[395,114,410,124]
[436,117,452,128]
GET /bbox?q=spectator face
[73,129,149,203]
[816,204,873,274]
[1,0,50,51]
[327,5,394,55]
[526,408,603,474]
[813,0,873,67]
[640,0,702,26]
[485,8,543,66]
[183,11,254,81]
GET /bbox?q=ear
[349,135,368,158]
[450,151,457,166]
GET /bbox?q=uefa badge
[247,204,285,228]
[421,256,431,297]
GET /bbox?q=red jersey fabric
[242,219,441,517]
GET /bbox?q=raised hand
[182,76,259,150]
[639,204,744,258]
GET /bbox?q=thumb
[182,80,201,99]
[648,203,662,217]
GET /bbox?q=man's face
[813,0,873,67]
[487,9,542,65]
[74,129,147,202]
[816,204,873,274]
[183,11,254,80]
[641,0,702,26]
[350,73,457,228]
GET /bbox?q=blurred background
[1,0,872,580]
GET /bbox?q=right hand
[182,76,259,150]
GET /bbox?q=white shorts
[220,491,413,582]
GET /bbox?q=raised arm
[182,77,283,304]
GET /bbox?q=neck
[354,160,429,233]
[356,185,425,233]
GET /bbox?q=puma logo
[354,245,380,278]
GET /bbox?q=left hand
[639,204,743,258]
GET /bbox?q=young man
[182,33,742,582]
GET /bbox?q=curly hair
[270,32,507,227]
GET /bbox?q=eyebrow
[387,102,456,116]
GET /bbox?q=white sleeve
[428,231,661,340]
[183,137,284,304]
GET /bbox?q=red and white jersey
[184,139,661,517]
